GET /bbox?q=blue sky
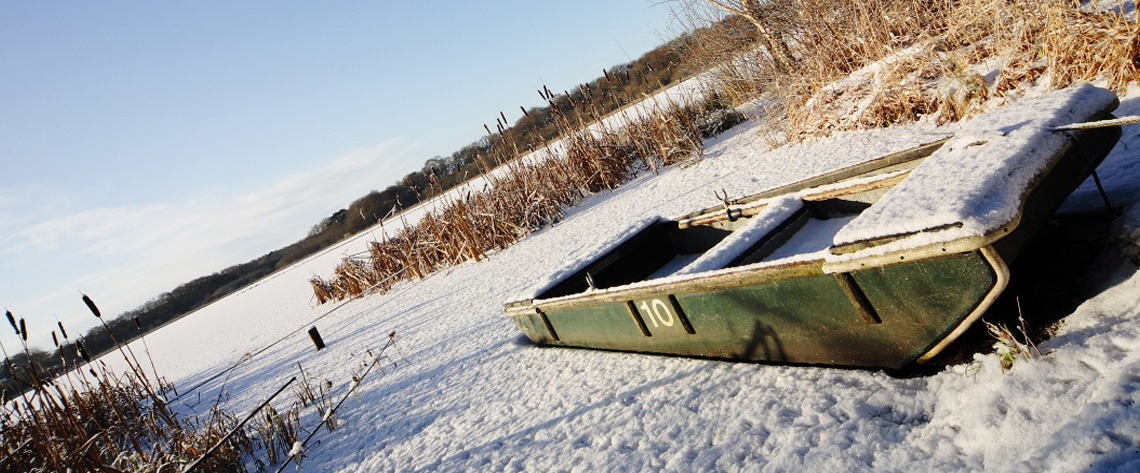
[0,1,680,349]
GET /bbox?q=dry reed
[0,298,305,472]
[680,0,1138,140]
[310,91,728,302]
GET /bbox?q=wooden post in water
[308,326,326,351]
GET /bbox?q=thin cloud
[2,139,419,348]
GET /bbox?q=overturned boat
[504,84,1123,369]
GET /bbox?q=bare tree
[692,0,797,71]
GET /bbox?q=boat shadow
[901,210,1125,377]
[737,321,787,363]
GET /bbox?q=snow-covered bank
[95,83,1140,471]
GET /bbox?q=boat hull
[512,249,1000,369]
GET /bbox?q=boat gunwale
[670,137,951,224]
[506,255,828,315]
[675,170,912,229]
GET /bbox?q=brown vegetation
[679,0,1138,140]
[0,303,254,472]
[310,93,740,303]
[2,298,399,471]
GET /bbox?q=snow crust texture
[834,84,1118,251]
[92,81,1140,472]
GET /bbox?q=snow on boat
[504,84,1123,369]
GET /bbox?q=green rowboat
[504,85,1123,369]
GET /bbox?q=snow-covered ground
[96,81,1140,471]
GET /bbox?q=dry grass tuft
[0,297,321,472]
[3,298,401,472]
[1,337,250,472]
[681,0,1138,140]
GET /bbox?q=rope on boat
[1052,115,1140,131]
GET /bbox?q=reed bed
[682,0,1138,140]
[0,300,315,472]
[3,298,401,471]
[0,303,252,472]
[310,91,732,303]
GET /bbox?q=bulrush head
[5,310,17,335]
[76,340,91,363]
[81,294,101,318]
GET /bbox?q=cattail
[52,331,59,348]
[19,319,26,341]
[520,106,530,119]
[603,68,613,82]
[82,293,101,318]
[499,110,508,125]
[57,320,68,339]
[77,341,91,363]
[134,317,141,331]
[483,123,492,136]
[5,310,16,336]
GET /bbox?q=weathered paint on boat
[505,104,1122,370]
[512,249,999,369]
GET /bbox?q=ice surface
[833,84,1119,255]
